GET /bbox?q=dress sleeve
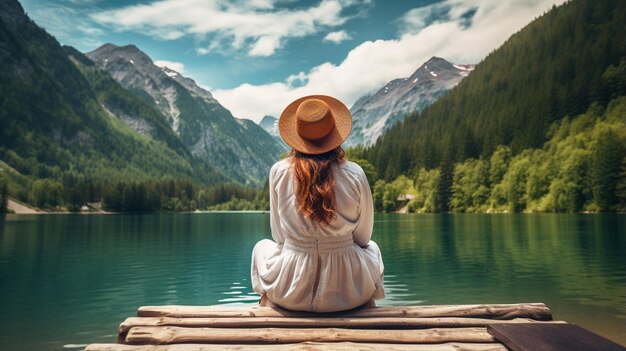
[352,166,374,248]
[269,164,284,244]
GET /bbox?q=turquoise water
[0,213,624,349]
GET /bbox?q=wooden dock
[85,303,626,351]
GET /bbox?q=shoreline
[4,209,624,216]
[5,198,624,216]
[6,198,114,215]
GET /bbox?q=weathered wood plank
[487,323,626,351]
[124,326,496,345]
[87,342,509,351]
[120,316,566,334]
[137,303,552,320]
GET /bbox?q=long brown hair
[290,146,345,225]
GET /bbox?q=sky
[20,0,565,122]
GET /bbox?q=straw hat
[278,95,352,154]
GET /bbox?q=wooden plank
[487,323,626,351]
[137,303,552,320]
[87,342,509,350]
[124,326,496,345]
[119,316,566,334]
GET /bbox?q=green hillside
[63,45,191,159]
[404,96,625,213]
[0,0,225,208]
[367,0,626,177]
[85,43,287,184]
[364,0,626,212]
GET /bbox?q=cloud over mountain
[90,0,367,57]
[154,60,185,73]
[213,0,565,122]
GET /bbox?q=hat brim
[278,95,352,154]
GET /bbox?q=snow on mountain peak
[345,57,476,147]
[161,66,179,78]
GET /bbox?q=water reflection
[216,280,260,305]
[377,213,626,345]
[0,212,624,349]
[379,274,424,305]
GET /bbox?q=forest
[1,0,624,214]
[0,167,268,213]
[361,0,626,213]
[367,96,626,213]
[366,0,626,179]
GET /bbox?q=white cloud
[400,4,452,32]
[323,30,352,44]
[90,0,363,57]
[286,71,308,86]
[213,0,566,123]
[249,36,282,57]
[196,47,210,55]
[154,60,186,73]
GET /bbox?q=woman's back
[250,94,385,312]
[269,158,373,246]
[251,157,384,312]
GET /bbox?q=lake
[0,213,624,349]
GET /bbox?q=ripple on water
[1,213,624,348]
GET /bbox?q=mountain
[86,44,286,184]
[258,115,289,150]
[259,115,279,138]
[0,0,220,187]
[346,57,474,147]
[366,0,626,179]
[63,45,190,157]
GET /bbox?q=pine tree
[591,130,624,211]
[0,181,8,213]
[437,161,454,212]
[615,155,626,210]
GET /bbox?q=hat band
[296,111,335,141]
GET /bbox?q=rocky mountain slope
[345,57,474,147]
[63,45,190,158]
[0,0,220,185]
[259,115,279,139]
[259,115,288,150]
[86,44,286,184]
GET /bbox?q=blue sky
[20,0,564,122]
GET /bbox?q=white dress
[251,158,385,312]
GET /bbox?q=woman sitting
[251,95,385,312]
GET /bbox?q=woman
[251,95,385,312]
